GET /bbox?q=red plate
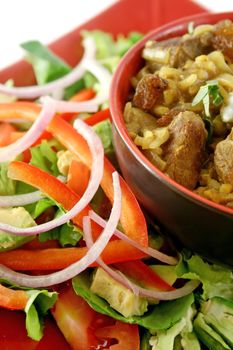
[0,0,206,349]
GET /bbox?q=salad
[0,27,233,350]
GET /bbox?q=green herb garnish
[188,21,195,35]
[192,80,224,117]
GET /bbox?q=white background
[0,0,232,69]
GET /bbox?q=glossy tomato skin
[51,284,140,350]
[0,308,71,350]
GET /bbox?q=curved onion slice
[0,37,96,99]
[0,172,122,288]
[0,97,56,162]
[89,211,177,265]
[41,59,112,113]
[0,175,66,207]
[0,191,42,207]
[84,219,200,301]
[0,119,103,235]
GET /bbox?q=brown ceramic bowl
[110,12,233,267]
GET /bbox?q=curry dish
[124,19,233,209]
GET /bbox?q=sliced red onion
[84,220,199,301]
[0,97,56,162]
[89,211,177,265]
[0,120,103,236]
[41,59,112,113]
[0,175,66,207]
[0,37,96,99]
[99,259,199,300]
[0,172,121,288]
[0,191,42,207]
[40,95,98,113]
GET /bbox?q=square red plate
[0,0,207,349]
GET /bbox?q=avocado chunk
[0,207,36,251]
[90,267,148,318]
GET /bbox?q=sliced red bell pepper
[0,241,146,271]
[114,260,174,291]
[61,88,96,122]
[67,159,90,196]
[0,102,148,247]
[84,108,111,126]
[48,116,148,247]
[0,122,16,146]
[0,284,29,310]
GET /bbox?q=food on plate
[124,19,233,209]
[0,25,233,350]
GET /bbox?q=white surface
[0,0,232,69]
[0,0,116,68]
[193,0,233,13]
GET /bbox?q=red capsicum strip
[0,242,146,271]
[60,88,96,122]
[0,102,148,247]
[0,284,29,310]
[114,260,174,291]
[4,161,147,269]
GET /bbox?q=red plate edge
[0,0,207,349]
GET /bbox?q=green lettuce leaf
[176,254,233,300]
[32,199,82,247]
[82,30,143,73]
[21,40,71,85]
[93,119,114,155]
[25,289,57,341]
[30,140,59,176]
[72,272,194,331]
[0,163,16,195]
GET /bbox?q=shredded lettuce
[82,30,143,73]
[29,140,60,176]
[176,254,233,300]
[25,289,58,341]
[0,163,16,195]
[21,40,71,85]
[93,119,114,155]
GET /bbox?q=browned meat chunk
[143,33,213,68]
[214,129,233,185]
[133,74,167,111]
[163,111,207,189]
[156,108,183,127]
[212,20,233,60]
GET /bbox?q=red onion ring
[0,172,121,288]
[0,38,96,99]
[0,119,103,235]
[84,217,200,301]
[40,59,112,113]
[0,97,56,162]
[89,211,178,265]
[0,175,66,207]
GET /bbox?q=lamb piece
[214,129,233,186]
[163,111,207,189]
[143,33,213,68]
[156,107,183,127]
[212,20,233,60]
[133,74,167,111]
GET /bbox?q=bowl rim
[110,11,233,217]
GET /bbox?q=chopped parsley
[188,21,195,35]
[192,80,224,117]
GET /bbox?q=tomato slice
[0,308,71,350]
[95,321,140,350]
[51,284,140,350]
